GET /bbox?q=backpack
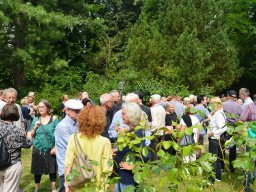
[0,133,11,170]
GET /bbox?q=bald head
[125,93,140,103]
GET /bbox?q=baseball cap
[227,90,237,98]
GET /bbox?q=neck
[4,120,12,124]
[40,114,49,118]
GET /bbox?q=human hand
[50,147,56,155]
[35,120,41,128]
[165,126,173,134]
[112,148,118,156]
[114,126,120,132]
[208,131,213,137]
[119,161,135,170]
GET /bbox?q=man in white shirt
[150,94,166,160]
[150,94,166,133]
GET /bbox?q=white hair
[3,88,18,98]
[239,88,250,96]
[122,102,142,126]
[82,92,89,99]
[125,93,139,102]
[100,93,112,104]
[109,90,119,96]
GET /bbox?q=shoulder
[190,115,200,124]
[52,115,58,121]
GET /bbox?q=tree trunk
[13,17,26,89]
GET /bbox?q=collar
[64,115,77,126]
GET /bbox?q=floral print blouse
[0,120,32,166]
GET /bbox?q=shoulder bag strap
[73,133,89,159]
[219,112,227,129]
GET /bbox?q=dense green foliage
[0,0,256,110]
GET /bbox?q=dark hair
[197,95,205,104]
[0,104,20,121]
[134,91,144,100]
[82,98,91,106]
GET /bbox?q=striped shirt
[240,102,256,122]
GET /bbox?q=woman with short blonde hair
[208,97,227,183]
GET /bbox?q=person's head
[100,93,113,110]
[165,102,175,114]
[125,93,140,103]
[183,97,191,105]
[0,90,4,101]
[77,92,83,100]
[189,94,196,102]
[82,92,89,99]
[149,94,161,106]
[0,104,19,121]
[197,95,207,105]
[239,88,250,101]
[176,96,183,103]
[134,91,144,101]
[253,94,256,102]
[3,88,18,104]
[109,90,120,104]
[62,94,69,102]
[210,97,223,111]
[37,99,53,116]
[20,97,28,106]
[81,98,91,107]
[65,99,84,120]
[134,91,144,104]
[28,92,35,104]
[122,102,142,127]
[227,90,237,100]
[185,103,195,115]
[78,105,106,137]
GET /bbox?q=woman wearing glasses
[28,99,59,192]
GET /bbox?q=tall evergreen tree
[125,0,240,93]
[0,0,104,89]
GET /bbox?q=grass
[20,149,245,192]
[20,148,59,192]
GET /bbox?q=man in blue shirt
[55,99,83,192]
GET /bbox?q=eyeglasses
[38,106,46,109]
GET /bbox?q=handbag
[180,134,195,146]
[180,115,195,146]
[67,133,96,188]
[0,132,11,170]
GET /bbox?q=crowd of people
[0,87,255,192]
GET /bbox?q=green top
[31,116,59,153]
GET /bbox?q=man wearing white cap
[150,94,166,132]
[54,99,83,192]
